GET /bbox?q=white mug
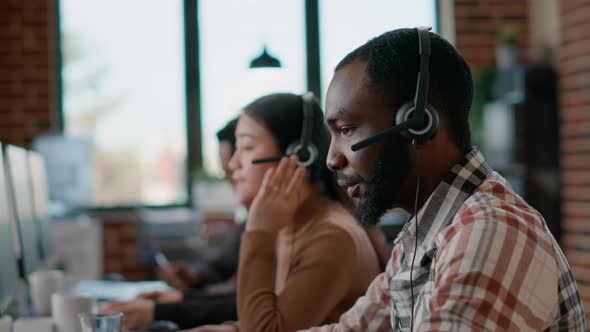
[29,270,65,316]
[51,294,94,332]
[0,316,13,332]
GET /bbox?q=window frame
[55,0,438,210]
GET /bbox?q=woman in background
[185,93,381,332]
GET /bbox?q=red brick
[562,233,590,250]
[105,247,125,259]
[22,13,47,26]
[456,22,497,34]
[560,43,590,69]
[454,6,590,300]
[560,67,590,89]
[563,186,590,201]
[104,260,122,273]
[562,7,590,30]
[456,0,526,4]
[562,19,590,44]
[568,259,590,279]
[454,0,528,71]
[561,89,590,108]
[559,53,590,76]
[559,105,590,122]
[560,120,590,138]
[124,271,150,282]
[0,0,57,146]
[455,37,496,49]
[560,0,590,17]
[563,170,590,185]
[561,154,590,170]
[568,254,590,269]
[561,137,590,153]
[563,217,590,232]
[564,201,590,218]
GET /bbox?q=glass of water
[79,312,123,332]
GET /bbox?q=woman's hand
[101,298,155,330]
[246,156,308,234]
[180,324,238,332]
[156,264,202,290]
[137,289,183,303]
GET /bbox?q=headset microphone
[252,156,282,164]
[351,116,424,151]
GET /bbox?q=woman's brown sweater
[237,198,381,332]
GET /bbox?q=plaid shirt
[307,149,586,331]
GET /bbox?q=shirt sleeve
[305,251,400,332]
[417,207,559,331]
[154,293,237,329]
[237,227,357,332]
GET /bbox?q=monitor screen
[28,151,53,260]
[5,145,41,277]
[0,146,21,313]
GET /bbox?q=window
[198,0,306,176]
[319,0,437,101]
[58,0,188,207]
[56,0,437,207]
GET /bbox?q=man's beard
[354,136,409,225]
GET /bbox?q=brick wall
[559,0,590,320]
[455,0,529,71]
[0,0,60,148]
[91,211,150,281]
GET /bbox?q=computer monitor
[4,145,41,277]
[0,145,22,314]
[28,151,53,261]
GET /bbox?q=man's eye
[340,127,355,136]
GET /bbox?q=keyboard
[69,280,170,302]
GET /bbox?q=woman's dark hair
[242,93,347,204]
[216,117,238,153]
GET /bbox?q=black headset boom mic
[349,116,423,151]
[351,26,438,152]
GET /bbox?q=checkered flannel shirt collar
[394,147,492,256]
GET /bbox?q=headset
[251,92,319,173]
[350,27,436,331]
[351,26,439,151]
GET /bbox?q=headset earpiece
[287,92,319,171]
[395,101,439,142]
[286,142,318,168]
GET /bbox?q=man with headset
[309,28,586,331]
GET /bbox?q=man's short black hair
[216,117,238,153]
[335,28,473,151]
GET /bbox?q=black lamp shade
[249,46,281,68]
